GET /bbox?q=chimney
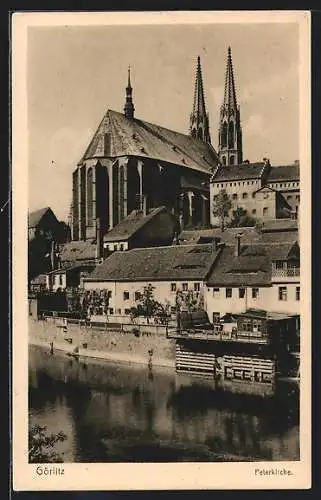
[235,233,242,257]
[96,218,102,259]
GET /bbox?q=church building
[71,58,219,242]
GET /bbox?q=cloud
[240,63,298,103]
[243,114,265,137]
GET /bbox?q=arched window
[87,167,93,227]
[191,128,196,138]
[197,128,203,141]
[221,122,228,147]
[222,156,226,166]
[228,121,234,149]
[230,155,235,165]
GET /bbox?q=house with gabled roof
[205,235,300,321]
[103,206,179,253]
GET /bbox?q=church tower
[124,66,135,120]
[218,47,243,166]
[189,56,211,144]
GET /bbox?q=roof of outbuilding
[211,162,266,182]
[59,240,97,263]
[85,244,221,282]
[179,226,298,246]
[79,109,218,174]
[267,164,300,182]
[103,206,177,243]
[206,242,299,287]
[30,273,47,285]
[28,207,55,228]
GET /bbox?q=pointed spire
[223,46,238,109]
[189,56,211,144]
[218,46,243,166]
[124,65,135,120]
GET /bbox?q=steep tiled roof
[28,207,54,228]
[59,240,97,263]
[85,244,221,282]
[206,242,298,287]
[79,109,218,174]
[103,206,176,243]
[211,162,266,182]
[267,164,300,182]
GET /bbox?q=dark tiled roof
[267,164,300,182]
[211,163,266,182]
[28,207,54,228]
[79,109,218,174]
[103,206,175,243]
[59,240,97,262]
[206,242,298,287]
[85,244,221,282]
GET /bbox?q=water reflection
[29,345,299,463]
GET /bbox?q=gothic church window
[87,167,93,226]
[221,122,228,147]
[228,122,234,148]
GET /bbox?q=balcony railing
[271,268,300,277]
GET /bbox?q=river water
[29,345,299,463]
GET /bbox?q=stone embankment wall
[28,317,176,368]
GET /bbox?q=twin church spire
[123,48,243,166]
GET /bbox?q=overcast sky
[28,22,299,221]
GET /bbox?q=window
[171,283,177,292]
[109,308,114,315]
[234,182,236,186]
[123,291,130,300]
[182,283,188,291]
[213,312,220,324]
[213,195,218,201]
[252,288,259,299]
[117,309,122,315]
[263,192,269,199]
[226,288,232,298]
[263,207,269,216]
[296,195,300,201]
[232,193,237,200]
[113,245,117,251]
[170,306,176,314]
[252,209,256,215]
[221,184,224,188]
[124,308,131,315]
[230,183,233,187]
[242,193,248,199]
[239,288,246,298]
[213,287,220,297]
[287,195,292,200]
[247,181,250,185]
[280,184,283,188]
[59,275,63,286]
[296,286,300,301]
[252,193,256,199]
[194,282,200,292]
[278,286,287,301]
[108,290,112,298]
[120,244,124,251]
[275,260,284,269]
[134,291,141,301]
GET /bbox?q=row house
[82,243,221,317]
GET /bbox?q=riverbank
[28,317,176,369]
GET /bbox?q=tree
[212,189,232,231]
[176,288,204,313]
[29,424,67,463]
[229,207,257,228]
[130,284,166,324]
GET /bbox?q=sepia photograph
[12,10,311,490]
